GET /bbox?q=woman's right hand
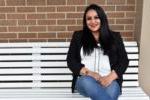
[87,71,101,81]
[80,67,101,81]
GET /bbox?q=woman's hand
[87,71,101,81]
[98,70,118,87]
[80,67,101,81]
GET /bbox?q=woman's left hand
[98,75,113,87]
[98,70,118,87]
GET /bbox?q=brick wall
[0,0,136,42]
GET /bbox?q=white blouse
[80,45,111,76]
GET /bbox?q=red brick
[125,25,134,30]
[67,0,86,5]
[28,26,46,32]
[107,0,125,5]
[0,0,5,6]
[57,6,75,12]
[110,25,124,30]
[47,0,66,5]
[48,39,66,42]
[48,26,66,31]
[27,14,46,19]
[116,19,134,24]
[29,39,47,42]
[0,39,8,43]
[17,7,36,13]
[27,0,46,6]
[7,14,25,19]
[47,13,65,19]
[77,19,83,25]
[38,33,56,38]
[0,33,17,38]
[121,32,133,37]
[57,32,72,38]
[107,12,125,18]
[127,0,136,4]
[0,7,15,13]
[126,12,136,17]
[18,33,37,38]
[0,14,5,19]
[123,37,134,41]
[0,27,7,32]
[67,13,83,18]
[6,0,25,6]
[37,7,55,12]
[57,20,76,25]
[102,6,115,11]
[87,0,105,5]
[116,6,135,11]
[108,19,115,24]
[67,26,82,31]
[8,27,27,32]
[0,20,17,26]
[9,39,27,42]
[37,20,56,25]
[18,20,36,26]
[77,6,87,12]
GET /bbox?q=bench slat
[0,55,67,61]
[0,54,138,61]
[0,87,144,93]
[0,82,72,88]
[0,47,138,54]
[0,67,138,74]
[0,42,137,47]
[0,61,138,67]
[0,75,73,81]
[0,74,138,81]
[0,62,67,67]
[0,48,68,54]
[0,81,139,88]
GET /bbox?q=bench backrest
[0,42,139,90]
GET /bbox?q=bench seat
[0,42,149,100]
[0,88,148,100]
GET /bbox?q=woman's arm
[112,32,129,79]
[67,31,85,75]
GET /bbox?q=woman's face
[86,9,101,33]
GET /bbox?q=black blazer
[67,30,129,93]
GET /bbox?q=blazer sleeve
[66,31,85,75]
[113,32,129,79]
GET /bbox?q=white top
[80,45,111,76]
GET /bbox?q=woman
[67,4,129,100]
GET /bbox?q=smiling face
[86,9,101,34]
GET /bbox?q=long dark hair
[82,4,114,55]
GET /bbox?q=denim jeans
[75,76,120,100]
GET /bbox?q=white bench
[0,42,149,100]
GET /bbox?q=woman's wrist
[80,67,89,76]
[109,70,118,81]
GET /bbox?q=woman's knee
[76,76,96,89]
[76,76,100,96]
[106,81,121,100]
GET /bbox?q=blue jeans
[75,76,120,100]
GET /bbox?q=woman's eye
[86,16,99,20]
[94,16,99,19]
[86,17,92,20]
